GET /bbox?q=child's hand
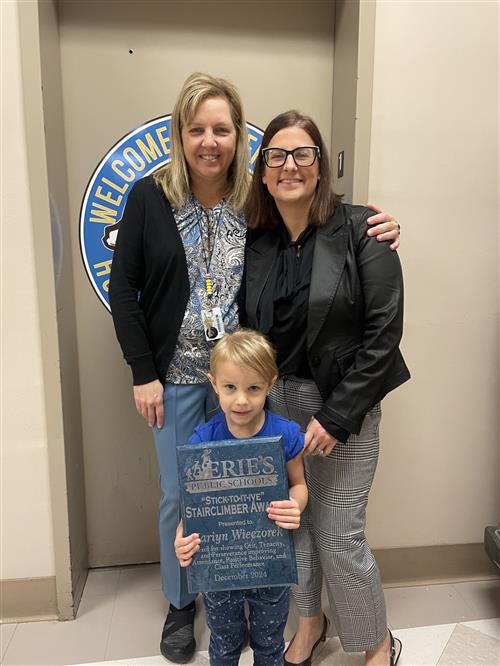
[175,521,201,567]
[266,498,301,529]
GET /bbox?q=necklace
[193,197,224,299]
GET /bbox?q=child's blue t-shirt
[188,409,304,462]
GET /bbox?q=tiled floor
[1,565,498,666]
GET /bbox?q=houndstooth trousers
[268,375,388,653]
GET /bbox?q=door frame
[331,0,376,204]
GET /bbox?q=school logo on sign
[80,115,264,311]
[183,448,278,494]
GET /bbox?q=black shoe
[389,629,402,666]
[160,602,196,664]
[283,613,328,666]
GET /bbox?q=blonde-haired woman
[109,72,399,664]
[154,73,250,212]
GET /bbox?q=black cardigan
[241,204,411,442]
[109,177,190,385]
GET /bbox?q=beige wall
[1,1,55,580]
[366,0,499,548]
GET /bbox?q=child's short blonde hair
[210,330,278,385]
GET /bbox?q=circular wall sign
[80,115,263,310]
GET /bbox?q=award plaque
[177,436,298,593]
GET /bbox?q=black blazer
[109,177,190,385]
[242,204,410,442]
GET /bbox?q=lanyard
[193,197,224,298]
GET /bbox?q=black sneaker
[160,601,196,664]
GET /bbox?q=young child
[175,329,308,666]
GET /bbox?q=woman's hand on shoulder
[175,521,200,567]
[267,498,301,530]
[365,203,400,251]
[133,379,164,428]
[304,418,337,457]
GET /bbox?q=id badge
[201,306,225,341]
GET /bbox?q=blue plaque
[177,437,298,593]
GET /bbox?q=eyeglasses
[261,145,320,168]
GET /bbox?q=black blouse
[258,223,317,377]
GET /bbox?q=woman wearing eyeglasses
[241,111,410,666]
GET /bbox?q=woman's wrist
[314,411,349,443]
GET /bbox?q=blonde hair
[210,330,278,385]
[154,72,250,210]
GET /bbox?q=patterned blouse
[165,196,246,384]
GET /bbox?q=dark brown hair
[245,110,342,230]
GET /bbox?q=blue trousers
[152,383,218,609]
[203,587,290,666]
